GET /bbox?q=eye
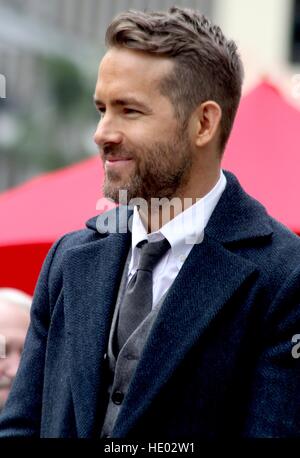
[123,108,139,114]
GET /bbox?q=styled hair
[105,6,244,153]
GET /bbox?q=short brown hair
[105,6,244,153]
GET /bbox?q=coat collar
[85,170,273,245]
[67,170,272,437]
[205,170,273,243]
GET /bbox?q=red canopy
[223,80,300,234]
[0,156,110,294]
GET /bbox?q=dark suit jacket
[0,171,300,438]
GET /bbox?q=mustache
[0,377,12,389]
[101,145,135,160]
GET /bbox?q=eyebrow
[93,96,150,111]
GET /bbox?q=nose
[93,115,123,148]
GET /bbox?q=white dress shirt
[128,170,227,308]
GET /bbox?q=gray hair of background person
[0,289,32,311]
[105,6,244,154]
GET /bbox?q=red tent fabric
[0,156,109,294]
[223,80,300,234]
[0,156,106,245]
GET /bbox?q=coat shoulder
[41,224,104,299]
[268,215,300,266]
[269,215,300,247]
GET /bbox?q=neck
[139,167,221,233]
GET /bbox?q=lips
[105,156,133,162]
[104,156,134,172]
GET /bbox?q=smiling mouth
[107,158,132,161]
[105,158,134,168]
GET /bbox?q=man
[0,289,31,413]
[0,7,300,438]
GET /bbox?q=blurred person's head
[94,7,244,205]
[0,288,31,411]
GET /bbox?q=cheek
[129,117,176,143]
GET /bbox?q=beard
[101,127,193,204]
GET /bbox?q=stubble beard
[102,130,193,205]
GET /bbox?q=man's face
[0,302,30,411]
[94,47,194,203]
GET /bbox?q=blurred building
[215,0,300,104]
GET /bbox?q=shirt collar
[131,170,227,264]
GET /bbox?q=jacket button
[111,390,124,405]
[125,353,135,361]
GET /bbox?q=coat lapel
[112,234,259,436]
[63,224,131,437]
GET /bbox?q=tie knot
[137,238,170,272]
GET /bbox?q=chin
[103,181,133,205]
[103,186,123,204]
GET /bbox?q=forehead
[95,47,174,100]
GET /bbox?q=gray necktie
[116,237,170,353]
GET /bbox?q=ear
[192,101,222,148]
